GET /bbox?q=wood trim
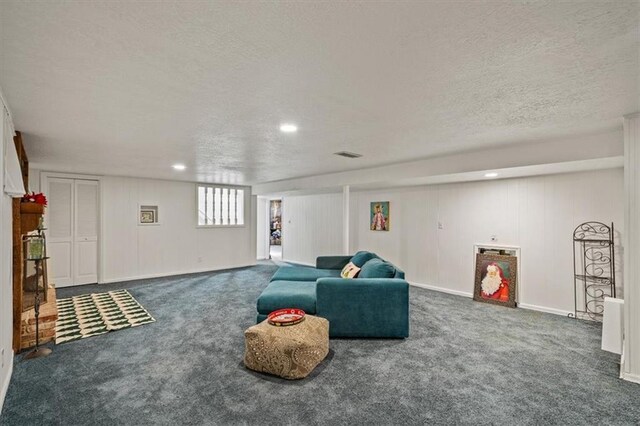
[11,130,37,351]
[13,131,28,192]
[11,199,22,351]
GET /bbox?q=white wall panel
[101,176,138,281]
[349,169,624,314]
[256,197,269,260]
[99,176,255,283]
[283,169,624,315]
[0,100,14,412]
[281,193,343,266]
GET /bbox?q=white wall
[0,98,16,411]
[349,169,623,315]
[281,193,344,266]
[276,169,624,315]
[34,171,256,283]
[100,176,255,282]
[0,185,11,412]
[256,197,269,260]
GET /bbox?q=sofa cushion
[270,266,341,282]
[350,251,377,267]
[340,262,361,279]
[257,280,317,314]
[358,258,396,279]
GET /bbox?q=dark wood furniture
[11,132,57,351]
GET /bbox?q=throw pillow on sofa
[340,262,361,279]
[350,251,377,267]
[358,258,396,279]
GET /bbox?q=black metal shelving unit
[571,222,615,322]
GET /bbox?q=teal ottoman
[256,280,317,323]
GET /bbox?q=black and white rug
[55,289,155,344]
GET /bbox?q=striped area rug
[55,289,155,344]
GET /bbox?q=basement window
[197,185,245,226]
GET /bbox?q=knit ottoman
[244,315,329,379]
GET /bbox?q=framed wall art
[370,201,390,231]
[473,253,517,308]
[139,205,159,225]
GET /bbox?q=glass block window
[197,185,245,226]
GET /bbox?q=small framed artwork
[140,210,155,224]
[139,205,159,225]
[474,253,517,308]
[370,201,390,231]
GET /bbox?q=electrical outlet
[438,222,443,230]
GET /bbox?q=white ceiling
[0,1,638,185]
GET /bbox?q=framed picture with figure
[370,201,390,231]
[474,253,517,308]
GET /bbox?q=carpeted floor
[1,262,639,425]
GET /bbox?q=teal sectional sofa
[257,252,409,338]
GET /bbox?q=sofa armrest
[316,256,352,270]
[315,278,409,338]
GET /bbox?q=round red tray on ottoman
[267,308,305,326]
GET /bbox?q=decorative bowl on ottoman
[244,314,329,380]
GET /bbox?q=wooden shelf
[11,131,57,352]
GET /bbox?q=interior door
[46,178,74,287]
[45,176,99,287]
[74,180,98,285]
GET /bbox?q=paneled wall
[0,100,16,411]
[33,171,256,283]
[101,176,255,282]
[0,191,11,411]
[281,193,344,266]
[256,197,269,260]
[350,169,624,315]
[277,169,623,315]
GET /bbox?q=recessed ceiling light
[280,123,298,133]
[172,164,186,171]
[484,172,498,178]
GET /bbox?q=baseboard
[408,281,473,298]
[409,282,571,317]
[99,263,257,284]
[0,352,14,414]
[516,303,571,317]
[621,371,640,385]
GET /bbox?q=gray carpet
[1,262,639,425]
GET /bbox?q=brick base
[20,285,58,350]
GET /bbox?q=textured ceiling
[0,1,638,185]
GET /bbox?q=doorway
[269,199,282,260]
[43,175,99,287]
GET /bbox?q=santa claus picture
[480,262,510,302]
[474,254,517,307]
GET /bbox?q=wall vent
[334,151,363,159]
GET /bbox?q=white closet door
[74,180,98,285]
[47,178,74,286]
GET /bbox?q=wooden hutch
[12,132,58,352]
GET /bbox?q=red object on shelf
[267,309,306,326]
[21,192,47,206]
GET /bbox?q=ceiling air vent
[334,151,363,159]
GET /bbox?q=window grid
[197,185,244,226]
